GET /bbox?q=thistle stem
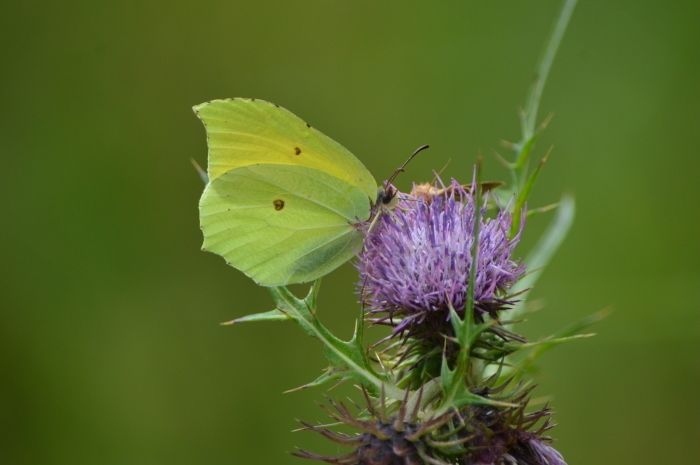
[513,0,579,189]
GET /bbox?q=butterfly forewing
[194,98,377,201]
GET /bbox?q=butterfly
[195,98,396,287]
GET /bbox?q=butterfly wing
[199,163,371,286]
[193,98,377,201]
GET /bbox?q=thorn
[327,379,346,391]
[539,146,553,166]
[284,384,312,393]
[538,112,554,131]
[492,150,512,168]
[500,139,518,150]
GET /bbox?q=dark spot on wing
[294,147,301,155]
[306,123,311,128]
[273,199,285,211]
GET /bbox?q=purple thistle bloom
[526,436,567,465]
[357,179,525,341]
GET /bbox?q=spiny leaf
[266,284,404,399]
[514,309,609,372]
[511,148,551,238]
[513,114,551,171]
[504,194,575,322]
[220,309,290,325]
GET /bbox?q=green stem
[513,0,579,189]
[459,163,482,380]
[523,0,578,138]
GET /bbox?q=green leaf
[487,333,595,358]
[504,194,575,322]
[266,283,404,399]
[511,149,551,237]
[521,0,579,138]
[515,309,609,371]
[220,309,290,325]
[526,202,559,218]
[513,116,550,172]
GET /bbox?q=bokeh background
[2,1,699,463]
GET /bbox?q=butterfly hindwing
[199,163,372,286]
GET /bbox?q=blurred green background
[1,1,698,463]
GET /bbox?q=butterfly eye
[381,188,396,205]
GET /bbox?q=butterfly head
[374,144,431,211]
[376,184,400,209]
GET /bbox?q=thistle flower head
[294,384,565,465]
[357,178,525,341]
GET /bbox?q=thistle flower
[294,384,565,465]
[293,395,447,465]
[357,179,525,342]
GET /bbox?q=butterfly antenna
[430,158,452,184]
[385,145,430,187]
